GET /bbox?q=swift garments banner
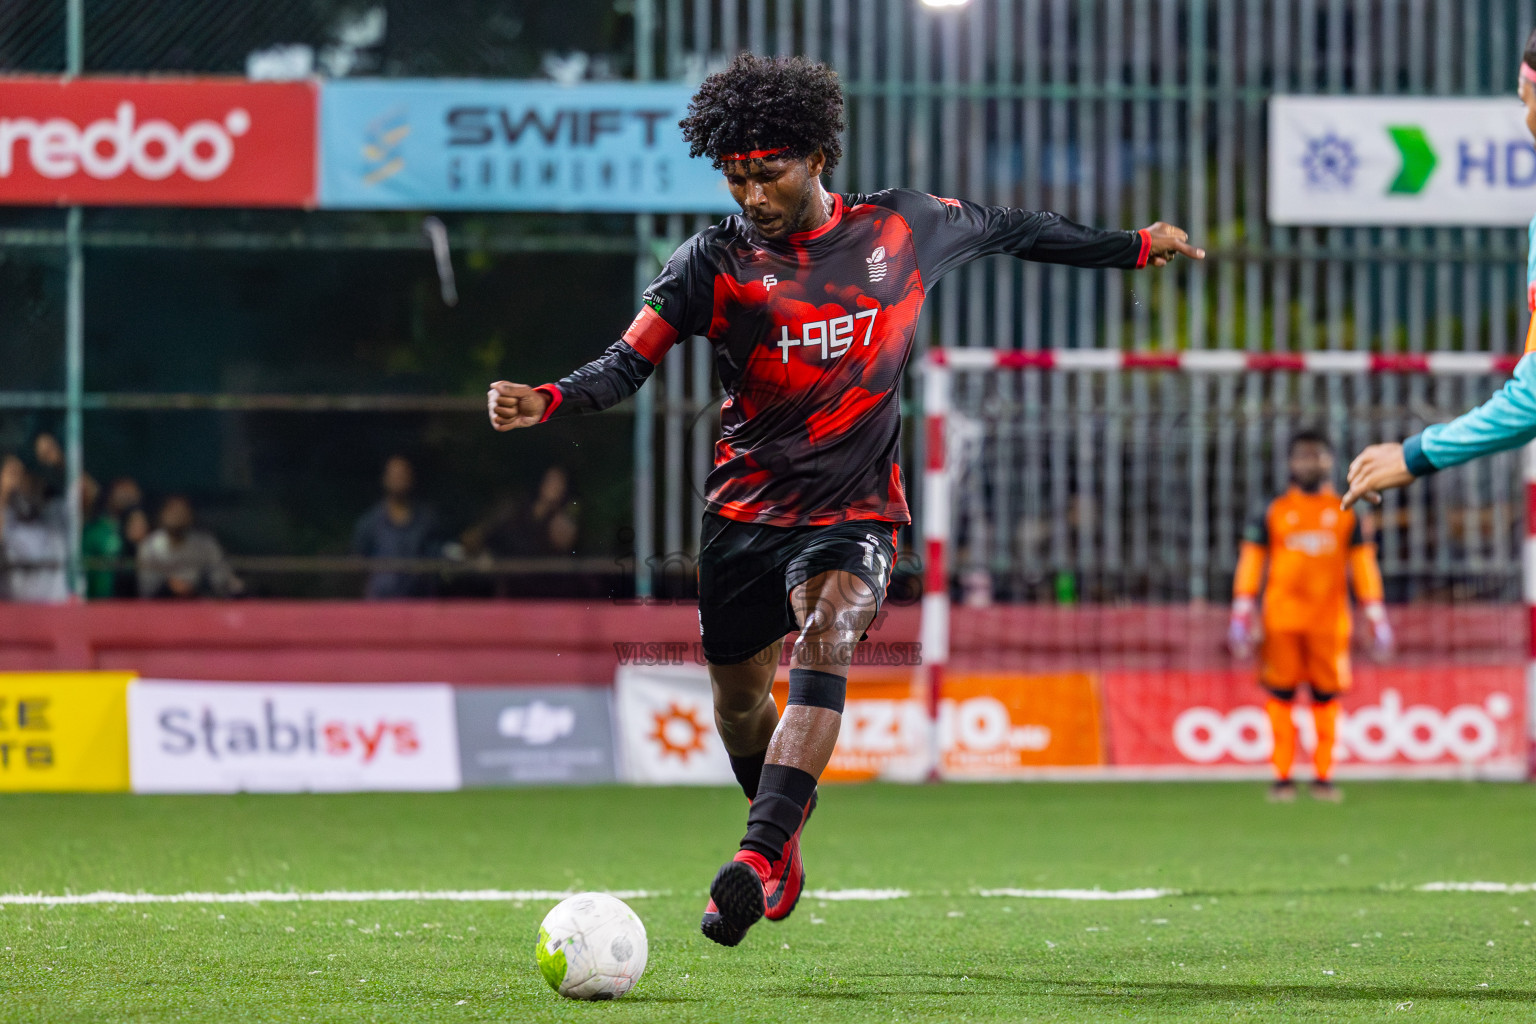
[128,681,460,792]
[1104,667,1525,777]
[0,77,317,206]
[318,80,735,212]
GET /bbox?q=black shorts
[697,513,899,665]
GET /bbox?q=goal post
[918,346,1532,782]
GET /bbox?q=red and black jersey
[535,188,1150,528]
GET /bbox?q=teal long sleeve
[1403,353,1536,475]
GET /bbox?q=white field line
[0,890,663,906]
[1,883,1524,907]
[1415,882,1536,894]
[976,888,1180,901]
[805,888,910,901]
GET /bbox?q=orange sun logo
[649,702,707,761]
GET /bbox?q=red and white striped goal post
[926,347,1522,375]
[919,346,1536,782]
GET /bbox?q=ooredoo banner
[0,672,132,792]
[0,77,316,207]
[1104,667,1525,777]
[128,680,460,792]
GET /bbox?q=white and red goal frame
[918,346,1535,781]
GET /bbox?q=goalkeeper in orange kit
[1227,430,1393,803]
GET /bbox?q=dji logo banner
[455,686,616,786]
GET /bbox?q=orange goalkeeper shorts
[1259,631,1352,696]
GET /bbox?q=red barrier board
[0,77,316,207]
[1104,667,1526,773]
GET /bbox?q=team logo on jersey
[763,274,778,290]
[777,307,880,363]
[866,246,888,283]
[1283,529,1338,557]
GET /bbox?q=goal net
[908,349,1530,781]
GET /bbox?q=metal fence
[2,0,1533,598]
[633,0,1536,597]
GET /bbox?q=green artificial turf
[2,782,1534,1022]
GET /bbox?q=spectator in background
[31,431,64,502]
[82,476,147,598]
[352,455,442,599]
[461,465,581,598]
[463,465,579,561]
[0,454,68,603]
[137,494,243,598]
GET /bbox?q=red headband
[720,147,788,162]
[1522,62,1536,83]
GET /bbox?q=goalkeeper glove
[1228,597,1258,659]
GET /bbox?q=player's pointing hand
[487,381,550,432]
[1341,442,1415,510]
[1141,222,1205,267]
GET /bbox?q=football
[535,893,649,1000]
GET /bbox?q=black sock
[740,763,818,862]
[728,749,767,801]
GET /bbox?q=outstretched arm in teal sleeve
[1404,354,1536,475]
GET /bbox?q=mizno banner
[319,80,736,212]
[1269,95,1536,225]
[0,77,316,207]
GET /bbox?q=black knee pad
[1309,686,1337,705]
[1264,687,1297,703]
[786,668,846,714]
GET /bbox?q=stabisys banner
[1104,666,1526,777]
[0,77,317,207]
[128,681,460,793]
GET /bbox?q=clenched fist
[487,381,551,432]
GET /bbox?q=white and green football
[535,893,648,1000]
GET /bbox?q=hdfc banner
[128,681,459,793]
[0,672,132,792]
[1105,667,1525,777]
[0,77,316,207]
[1270,96,1536,225]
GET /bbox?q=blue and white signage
[1269,96,1536,225]
[319,80,736,212]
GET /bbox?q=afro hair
[679,53,845,172]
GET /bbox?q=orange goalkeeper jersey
[1233,486,1384,636]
